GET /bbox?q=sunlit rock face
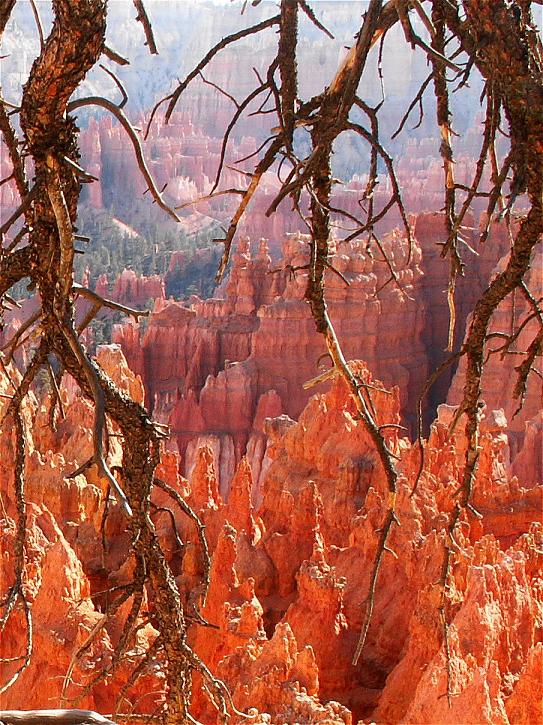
[0,354,540,724]
[1,3,540,720]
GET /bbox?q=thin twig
[103,45,130,66]
[99,64,128,109]
[298,0,334,39]
[153,477,212,607]
[60,321,133,516]
[29,0,44,50]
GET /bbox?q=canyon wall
[1,5,540,719]
[95,268,165,309]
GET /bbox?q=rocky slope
[0,347,540,723]
[1,6,540,719]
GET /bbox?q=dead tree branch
[133,0,158,55]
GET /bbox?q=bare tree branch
[133,0,158,55]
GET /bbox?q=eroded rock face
[71,94,502,262]
[115,232,428,487]
[448,245,543,462]
[412,213,512,419]
[1,351,540,724]
[95,269,165,310]
[113,207,525,497]
[0,353,159,713]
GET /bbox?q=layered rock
[0,351,156,712]
[74,90,497,256]
[115,209,520,495]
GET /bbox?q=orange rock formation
[1,348,540,724]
